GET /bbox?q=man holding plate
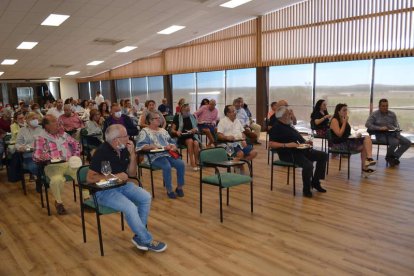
[269,105,328,198]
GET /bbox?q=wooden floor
[1,136,414,275]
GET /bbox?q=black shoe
[303,190,313,198]
[313,185,327,193]
[394,158,400,165]
[385,156,397,166]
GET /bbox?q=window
[131,77,147,102]
[315,60,372,129]
[78,82,90,100]
[197,71,225,117]
[100,80,112,102]
[226,68,256,119]
[172,73,196,112]
[148,76,164,106]
[374,57,414,140]
[115,79,131,102]
[269,64,313,130]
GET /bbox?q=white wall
[60,78,78,100]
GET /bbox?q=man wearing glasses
[87,124,167,252]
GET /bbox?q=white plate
[51,158,62,163]
[150,148,165,152]
[96,180,109,186]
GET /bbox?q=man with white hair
[269,105,327,198]
[87,124,167,253]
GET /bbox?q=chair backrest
[77,165,90,184]
[199,147,228,166]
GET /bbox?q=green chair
[326,129,360,179]
[137,151,163,198]
[199,147,253,222]
[80,128,101,163]
[269,148,301,196]
[77,165,125,256]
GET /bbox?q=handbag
[168,150,180,159]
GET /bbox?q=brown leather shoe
[55,201,67,215]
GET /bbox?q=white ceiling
[0,0,303,80]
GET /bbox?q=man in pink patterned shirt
[58,104,84,139]
[33,114,81,215]
[194,99,219,147]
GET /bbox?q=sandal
[362,168,376,178]
[364,158,377,167]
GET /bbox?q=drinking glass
[226,145,234,157]
[101,161,112,177]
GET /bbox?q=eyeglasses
[117,135,129,139]
[151,117,161,120]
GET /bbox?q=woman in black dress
[311,99,331,137]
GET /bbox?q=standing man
[365,99,411,166]
[87,124,167,252]
[95,91,104,106]
[269,105,327,198]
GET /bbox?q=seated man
[194,99,218,147]
[276,100,297,125]
[103,103,138,138]
[87,124,167,252]
[217,105,257,162]
[47,99,64,119]
[269,105,327,198]
[238,97,262,144]
[33,114,82,215]
[58,104,84,138]
[365,98,411,166]
[233,98,259,144]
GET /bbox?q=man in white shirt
[133,97,144,114]
[95,91,104,106]
[47,99,64,118]
[217,105,257,161]
[233,98,259,144]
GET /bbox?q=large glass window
[315,60,372,129]
[374,57,414,140]
[197,71,225,117]
[131,77,147,103]
[78,82,90,100]
[226,68,256,119]
[269,64,313,131]
[100,80,112,102]
[115,79,131,102]
[90,81,100,99]
[172,73,196,112]
[148,76,164,106]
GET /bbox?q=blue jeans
[23,157,38,175]
[151,156,185,192]
[96,183,152,244]
[375,133,411,159]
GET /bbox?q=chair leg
[287,167,290,185]
[219,187,223,223]
[121,212,125,231]
[270,154,274,191]
[200,180,203,214]
[79,185,86,243]
[72,181,76,202]
[21,175,27,195]
[93,195,104,256]
[45,186,51,216]
[267,148,270,165]
[293,167,296,196]
[347,154,351,180]
[226,188,229,206]
[40,186,44,208]
[250,181,253,212]
[376,144,380,160]
[326,152,330,175]
[339,154,342,171]
[150,170,155,198]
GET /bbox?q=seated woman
[84,109,104,147]
[330,103,376,177]
[139,100,166,129]
[98,102,111,119]
[15,112,43,176]
[170,103,201,171]
[136,111,185,199]
[9,111,26,153]
[311,99,331,137]
[175,98,186,114]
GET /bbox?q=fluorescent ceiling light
[17,41,38,49]
[157,25,185,35]
[65,71,80,76]
[189,91,221,95]
[1,59,18,65]
[49,76,60,79]
[116,46,137,53]
[0,72,4,76]
[41,14,70,26]
[220,0,252,8]
[87,60,104,66]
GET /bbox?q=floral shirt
[32,129,80,162]
[135,127,176,163]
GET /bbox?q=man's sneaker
[147,240,167,252]
[364,158,377,167]
[167,191,177,199]
[131,235,148,251]
[55,201,67,215]
[362,168,376,178]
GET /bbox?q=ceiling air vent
[92,38,124,45]
[50,64,72,68]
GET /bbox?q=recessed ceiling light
[17,41,39,49]
[65,71,80,76]
[220,0,252,8]
[0,72,4,76]
[116,46,137,53]
[1,59,18,65]
[41,14,70,26]
[157,25,186,35]
[87,60,104,66]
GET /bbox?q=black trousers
[279,149,327,191]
